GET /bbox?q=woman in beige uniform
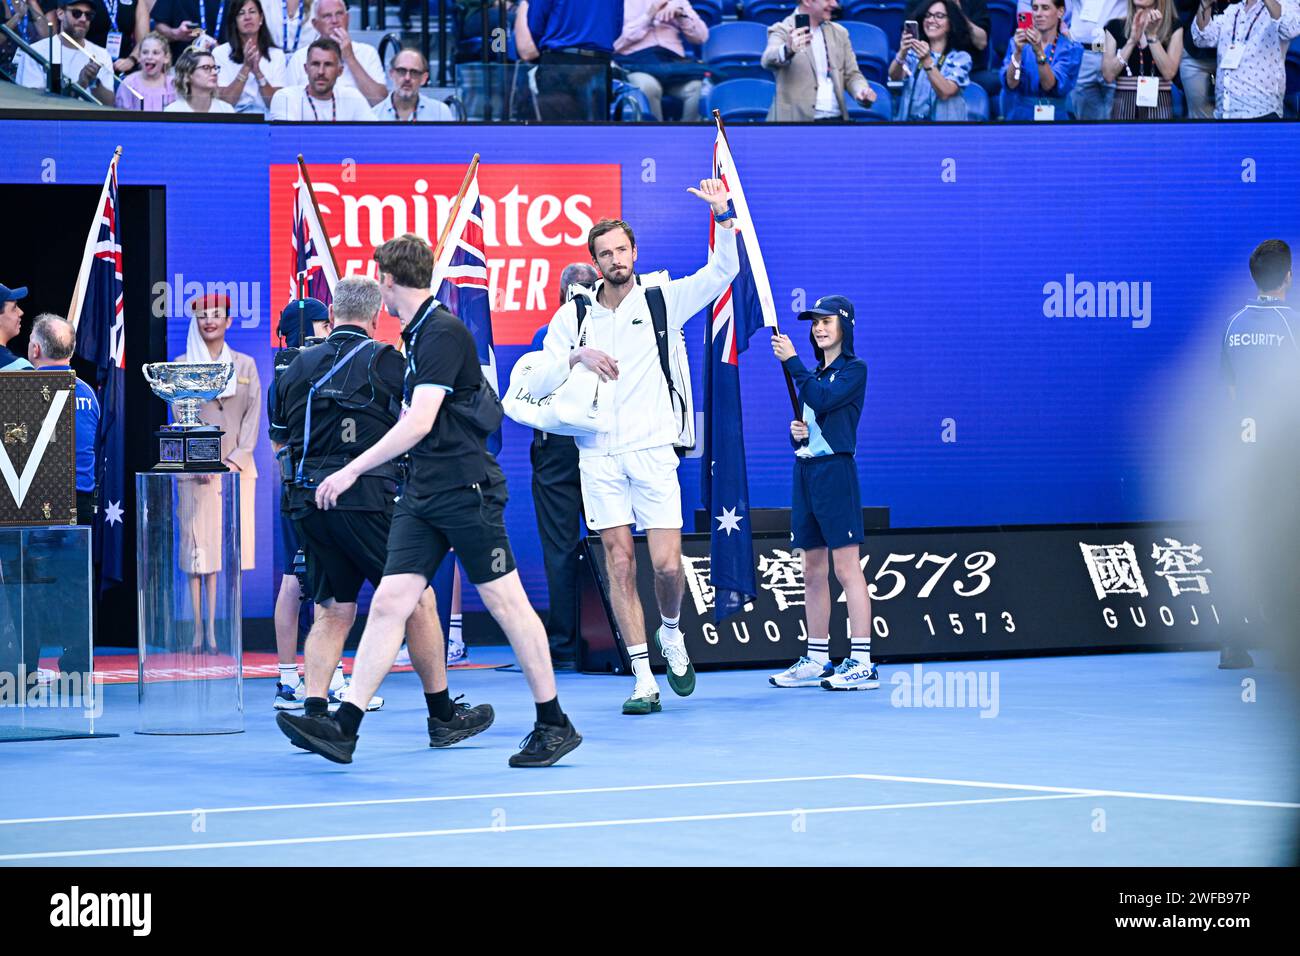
[176,293,260,651]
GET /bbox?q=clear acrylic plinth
[136,471,243,735]
[0,526,99,742]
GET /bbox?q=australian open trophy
[142,362,233,471]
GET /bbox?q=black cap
[797,294,854,326]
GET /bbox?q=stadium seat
[704,21,772,81]
[840,20,891,83]
[846,79,893,120]
[693,0,729,27]
[741,1,796,25]
[611,81,656,121]
[987,0,1017,71]
[962,82,989,121]
[704,77,776,121]
[840,1,906,60]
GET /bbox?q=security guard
[269,296,330,709]
[270,276,494,749]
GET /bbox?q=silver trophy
[142,361,234,471]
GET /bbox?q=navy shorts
[791,454,863,551]
[279,512,302,572]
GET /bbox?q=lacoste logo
[632,318,644,325]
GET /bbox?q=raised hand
[686,177,730,215]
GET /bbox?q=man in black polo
[284,233,581,768]
[272,276,493,752]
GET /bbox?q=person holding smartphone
[761,0,878,121]
[1000,0,1083,119]
[889,0,974,120]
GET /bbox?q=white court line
[849,774,1300,810]
[0,774,871,826]
[0,793,1093,862]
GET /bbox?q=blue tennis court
[1,649,1296,867]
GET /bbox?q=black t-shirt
[270,325,406,515]
[149,0,224,61]
[1177,0,1228,60]
[400,297,495,498]
[86,0,137,54]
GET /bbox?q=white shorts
[579,445,682,532]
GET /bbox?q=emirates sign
[269,163,622,345]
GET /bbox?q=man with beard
[525,179,738,715]
[270,37,374,121]
[372,48,454,121]
[13,0,116,104]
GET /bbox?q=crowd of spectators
[3,0,1299,119]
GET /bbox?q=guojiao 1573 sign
[269,163,621,345]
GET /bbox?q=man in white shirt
[13,0,115,105]
[1193,0,1300,118]
[270,37,375,120]
[283,0,387,105]
[1018,0,1128,118]
[526,179,738,716]
[371,48,455,121]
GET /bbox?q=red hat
[188,292,232,315]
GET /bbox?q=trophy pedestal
[154,426,228,472]
[135,471,243,735]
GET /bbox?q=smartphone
[903,19,919,40]
[1017,11,1034,30]
[795,13,810,31]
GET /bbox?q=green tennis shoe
[622,686,662,715]
[656,626,696,697]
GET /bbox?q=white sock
[329,662,345,689]
[807,638,830,666]
[660,614,682,643]
[628,645,654,685]
[278,664,299,685]
[850,636,872,667]
[449,613,464,647]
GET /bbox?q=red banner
[269,163,621,345]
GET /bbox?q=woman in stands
[1101,0,1183,119]
[214,0,286,114]
[261,0,317,55]
[890,0,973,120]
[114,31,178,110]
[166,47,238,113]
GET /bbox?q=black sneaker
[508,717,582,768]
[275,712,357,764]
[428,695,496,748]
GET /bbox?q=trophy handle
[142,364,160,388]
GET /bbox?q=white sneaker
[622,679,662,715]
[820,658,880,691]
[393,645,411,668]
[447,639,467,665]
[273,677,307,710]
[328,662,346,693]
[769,656,834,688]
[332,681,385,712]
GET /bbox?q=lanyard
[205,0,225,36]
[104,0,119,25]
[390,94,419,121]
[282,0,304,53]
[908,49,948,118]
[298,337,374,482]
[304,90,335,120]
[402,300,438,401]
[1231,2,1267,44]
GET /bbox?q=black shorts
[384,471,516,585]
[791,454,864,552]
[292,507,393,604]
[279,511,303,572]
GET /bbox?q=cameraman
[271,276,493,749]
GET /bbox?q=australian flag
[293,170,338,306]
[432,168,501,454]
[702,130,779,622]
[74,155,126,588]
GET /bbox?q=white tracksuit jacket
[527,225,739,459]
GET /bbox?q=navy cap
[797,294,854,326]
[278,297,329,346]
[0,284,28,307]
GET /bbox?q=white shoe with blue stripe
[820,658,879,691]
[769,656,834,687]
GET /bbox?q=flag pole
[68,146,122,332]
[433,153,480,263]
[296,154,342,278]
[712,111,801,420]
